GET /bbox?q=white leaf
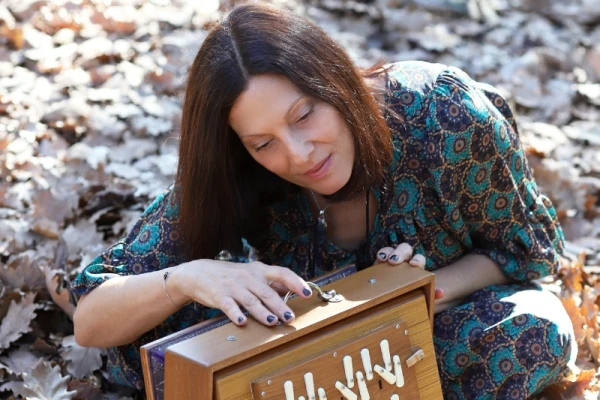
[0,345,43,375]
[20,361,76,400]
[60,335,105,379]
[0,292,38,350]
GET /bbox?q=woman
[71,2,576,398]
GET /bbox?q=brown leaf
[560,295,588,344]
[586,329,600,368]
[0,292,39,350]
[67,379,104,400]
[563,368,596,398]
[1,250,47,291]
[32,218,60,239]
[59,336,104,379]
[561,254,586,293]
[30,337,59,355]
[581,286,599,327]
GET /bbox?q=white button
[284,381,294,400]
[356,371,370,400]
[380,340,392,371]
[343,355,355,388]
[393,355,404,388]
[304,372,316,400]
[374,364,396,385]
[335,381,358,400]
[360,348,373,380]
[317,387,327,400]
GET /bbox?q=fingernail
[284,311,293,321]
[267,315,276,323]
[238,316,244,323]
[390,255,398,261]
[378,252,387,260]
[303,288,312,296]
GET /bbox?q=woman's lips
[304,155,331,179]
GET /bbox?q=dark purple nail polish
[378,252,387,259]
[238,316,244,323]
[303,288,312,296]
[267,315,276,323]
[284,311,293,320]
[390,255,399,261]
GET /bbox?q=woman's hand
[375,243,426,268]
[171,260,313,327]
[375,243,444,301]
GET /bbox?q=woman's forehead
[229,74,307,136]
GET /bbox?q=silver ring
[215,250,232,261]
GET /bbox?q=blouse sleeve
[424,67,565,282]
[70,185,186,297]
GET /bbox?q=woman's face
[229,74,354,195]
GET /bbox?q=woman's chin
[310,178,350,196]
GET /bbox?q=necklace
[310,190,331,229]
[309,188,371,274]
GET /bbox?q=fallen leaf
[0,292,39,350]
[16,360,77,400]
[67,378,104,400]
[0,345,43,375]
[60,336,104,379]
[1,250,47,292]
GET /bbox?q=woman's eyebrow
[239,95,306,138]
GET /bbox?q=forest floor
[0,0,599,398]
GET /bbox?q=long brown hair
[176,2,393,261]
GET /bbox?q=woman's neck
[305,189,378,250]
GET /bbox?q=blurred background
[0,0,599,398]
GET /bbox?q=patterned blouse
[71,61,565,391]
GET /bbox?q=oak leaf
[60,335,104,379]
[0,292,38,350]
[17,361,76,400]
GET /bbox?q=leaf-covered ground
[1,0,599,399]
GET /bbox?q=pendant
[318,210,327,229]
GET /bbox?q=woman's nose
[286,134,313,165]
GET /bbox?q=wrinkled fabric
[71,61,574,397]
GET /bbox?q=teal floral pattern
[71,61,575,398]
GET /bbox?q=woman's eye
[255,140,272,152]
[297,104,314,123]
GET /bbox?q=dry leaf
[0,345,43,375]
[67,378,104,400]
[1,0,600,398]
[60,336,104,379]
[0,250,47,292]
[0,292,38,350]
[16,360,77,400]
[560,295,588,344]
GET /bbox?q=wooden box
[141,263,442,399]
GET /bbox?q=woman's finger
[215,295,248,326]
[262,263,313,298]
[434,288,445,300]
[247,279,296,324]
[388,243,413,265]
[231,287,280,326]
[408,254,426,269]
[269,281,291,296]
[375,247,395,263]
